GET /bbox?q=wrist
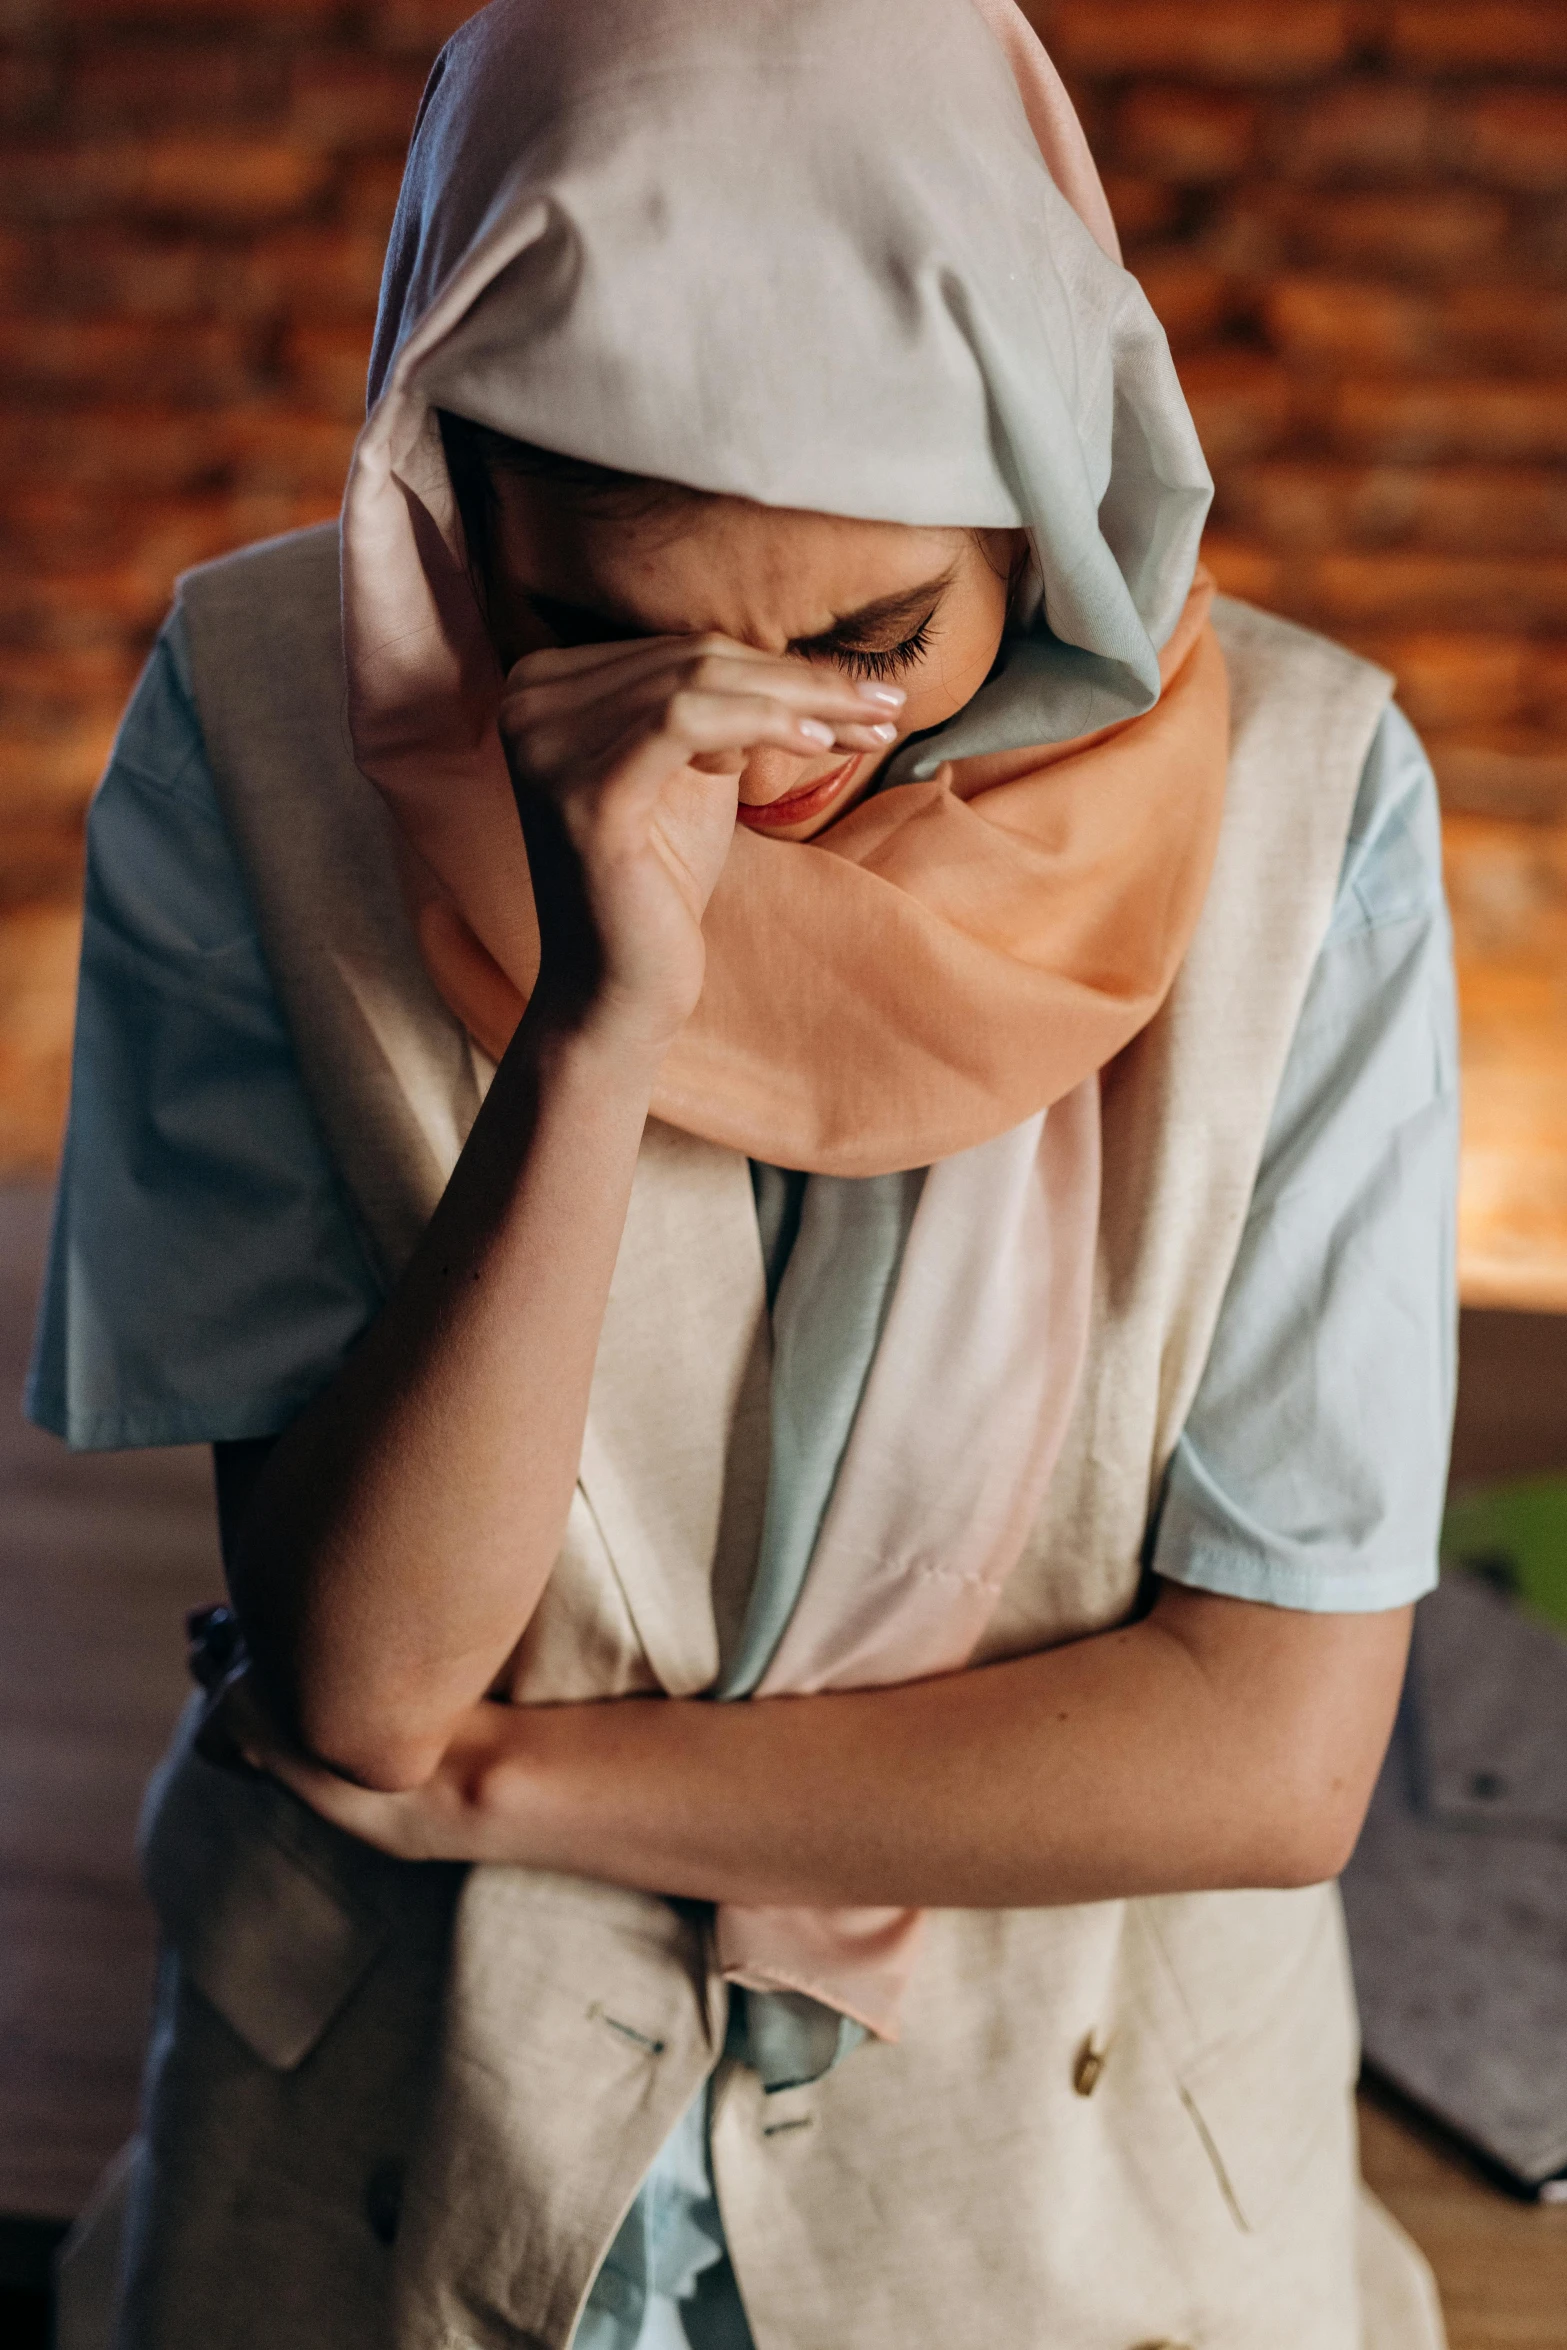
[506,991,672,1104]
[469,1703,587,1871]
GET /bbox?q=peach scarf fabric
[401,574,1226,1176]
[341,0,1227,2035]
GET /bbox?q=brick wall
[0,0,1563,1170]
[1038,0,1567,822]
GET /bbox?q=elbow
[1253,1759,1377,1890]
[1149,1584,1407,1896]
[295,1706,449,1795]
[1265,1808,1364,1891]
[310,1743,445,1797]
[234,1623,453,1794]
[282,1673,451,1795]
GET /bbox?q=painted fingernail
[797,718,835,745]
[868,721,898,743]
[855,682,907,708]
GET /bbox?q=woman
[32,1,1457,2344]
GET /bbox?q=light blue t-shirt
[24,613,1459,2348]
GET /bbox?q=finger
[599,691,896,803]
[508,640,907,730]
[509,630,741,689]
[503,677,901,805]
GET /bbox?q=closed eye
[524,584,947,675]
[822,610,938,682]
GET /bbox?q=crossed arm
[214,1563,1410,1906]
[210,999,1410,1915]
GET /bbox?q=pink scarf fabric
[718,1085,1101,2033]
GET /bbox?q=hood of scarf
[342,0,1228,1175]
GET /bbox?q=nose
[737,743,832,808]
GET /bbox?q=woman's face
[481,475,1024,841]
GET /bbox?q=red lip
[736,755,860,833]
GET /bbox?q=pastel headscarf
[342,0,1228,1179]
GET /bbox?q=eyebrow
[522,569,956,655]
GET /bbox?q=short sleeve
[1152,704,1459,1613]
[26,612,383,1450]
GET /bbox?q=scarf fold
[721,1084,1101,2037]
[341,0,1230,2037]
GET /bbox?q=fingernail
[868,721,898,743]
[855,682,906,709]
[797,718,835,745]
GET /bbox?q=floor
[1360,2093,1567,2350]
[2,1184,1566,2343]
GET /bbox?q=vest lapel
[181,525,771,1699]
[580,1118,771,1697]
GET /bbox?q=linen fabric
[343,0,1227,1178]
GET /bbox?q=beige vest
[82,526,1445,2350]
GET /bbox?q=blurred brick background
[1,0,1565,1225]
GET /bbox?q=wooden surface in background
[3,1184,1566,2349]
[1361,2092,1567,2350]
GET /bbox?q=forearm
[229,1003,661,1788]
[476,1587,1411,1906]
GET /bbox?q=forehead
[489,475,972,637]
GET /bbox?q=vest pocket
[1171,1991,1354,2233]
[139,1698,391,2070]
[1133,1886,1359,2234]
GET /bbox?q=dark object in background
[0,2217,65,2350]
[1344,1574,1567,2199]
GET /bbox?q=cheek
[901,615,1006,730]
[898,557,1013,729]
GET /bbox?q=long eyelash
[832,611,937,681]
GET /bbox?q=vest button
[1073,2035,1107,2097]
